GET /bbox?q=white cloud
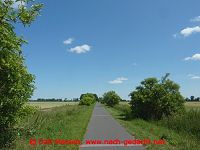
[63,38,74,45]
[190,16,200,22]
[191,76,200,79]
[180,26,200,37]
[184,53,200,61]
[108,77,128,84]
[188,74,200,80]
[69,44,91,54]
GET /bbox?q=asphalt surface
[80,103,145,150]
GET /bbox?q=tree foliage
[129,74,185,120]
[80,93,98,102]
[103,91,121,107]
[0,0,42,147]
[79,93,97,106]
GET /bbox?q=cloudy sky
[15,0,200,99]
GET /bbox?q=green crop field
[27,102,78,109]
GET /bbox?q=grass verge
[105,104,200,150]
[11,104,94,150]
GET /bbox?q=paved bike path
[80,103,145,150]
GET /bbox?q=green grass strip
[13,104,94,150]
[105,105,200,150]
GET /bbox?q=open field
[13,104,94,150]
[105,104,200,150]
[185,102,200,109]
[27,102,78,109]
[119,101,130,105]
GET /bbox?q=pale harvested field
[119,101,130,105]
[185,102,200,109]
[28,102,78,109]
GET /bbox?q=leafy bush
[0,0,43,147]
[114,104,132,119]
[79,93,96,105]
[103,91,121,107]
[17,105,38,120]
[129,74,185,120]
[80,93,98,101]
[98,97,104,103]
[0,51,35,147]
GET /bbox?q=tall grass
[114,104,131,113]
[106,104,200,150]
[12,104,94,150]
[158,108,200,139]
[115,103,200,139]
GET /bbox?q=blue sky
[15,0,200,99]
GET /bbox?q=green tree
[129,74,185,120]
[80,93,98,102]
[79,93,96,106]
[0,0,42,147]
[190,96,195,101]
[98,97,103,103]
[103,91,121,107]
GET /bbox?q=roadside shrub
[129,74,185,120]
[80,93,98,102]
[0,0,43,147]
[0,105,38,148]
[17,105,38,120]
[98,97,104,104]
[79,94,96,106]
[103,91,121,107]
[114,104,132,119]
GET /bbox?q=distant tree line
[64,98,79,102]
[185,96,200,102]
